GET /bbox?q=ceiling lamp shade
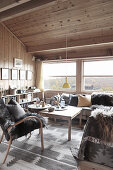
[63,77,70,88]
[62,35,70,88]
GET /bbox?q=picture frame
[14,58,22,68]
[19,70,26,80]
[1,68,9,80]
[12,69,18,80]
[27,70,32,80]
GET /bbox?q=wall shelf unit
[1,91,42,108]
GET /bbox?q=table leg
[79,112,82,128]
[68,118,71,141]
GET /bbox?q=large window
[83,60,113,91]
[43,62,76,90]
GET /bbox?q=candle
[42,91,44,100]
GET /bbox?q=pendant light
[62,35,70,88]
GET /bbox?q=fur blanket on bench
[73,108,113,168]
[90,108,113,142]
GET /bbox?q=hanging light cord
[62,35,70,88]
[66,35,67,62]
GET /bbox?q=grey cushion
[0,101,14,141]
[7,99,25,121]
[0,99,5,104]
[8,99,17,105]
[69,94,78,106]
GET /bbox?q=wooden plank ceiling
[1,0,113,60]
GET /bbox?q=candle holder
[41,90,45,101]
[42,101,45,107]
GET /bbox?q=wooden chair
[0,99,45,164]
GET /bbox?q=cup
[60,100,65,107]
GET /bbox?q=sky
[84,60,113,75]
[43,63,76,78]
[43,60,113,78]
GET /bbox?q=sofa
[50,92,113,121]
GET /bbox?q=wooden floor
[79,161,113,170]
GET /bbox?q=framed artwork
[1,68,9,80]
[14,58,22,68]
[12,69,18,80]
[27,70,32,80]
[19,70,26,80]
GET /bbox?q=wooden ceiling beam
[0,0,31,12]
[0,0,56,22]
[34,49,112,61]
[27,34,113,53]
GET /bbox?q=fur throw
[90,109,113,142]
[91,108,113,118]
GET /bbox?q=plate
[55,106,67,111]
[36,106,47,110]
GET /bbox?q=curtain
[36,61,44,91]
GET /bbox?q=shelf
[1,91,41,106]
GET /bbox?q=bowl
[48,107,55,112]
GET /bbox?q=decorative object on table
[60,99,65,107]
[62,35,70,88]
[55,93,60,107]
[36,98,40,107]
[14,58,22,68]
[48,106,55,112]
[55,106,67,111]
[42,101,45,107]
[40,89,45,100]
[11,69,18,80]
[27,70,32,80]
[19,70,26,80]
[40,89,45,107]
[50,94,62,107]
[1,68,9,80]
[53,93,67,111]
[34,105,48,110]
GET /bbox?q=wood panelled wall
[0,23,35,92]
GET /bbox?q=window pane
[44,77,76,90]
[84,77,113,91]
[43,62,76,77]
[84,60,113,76]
